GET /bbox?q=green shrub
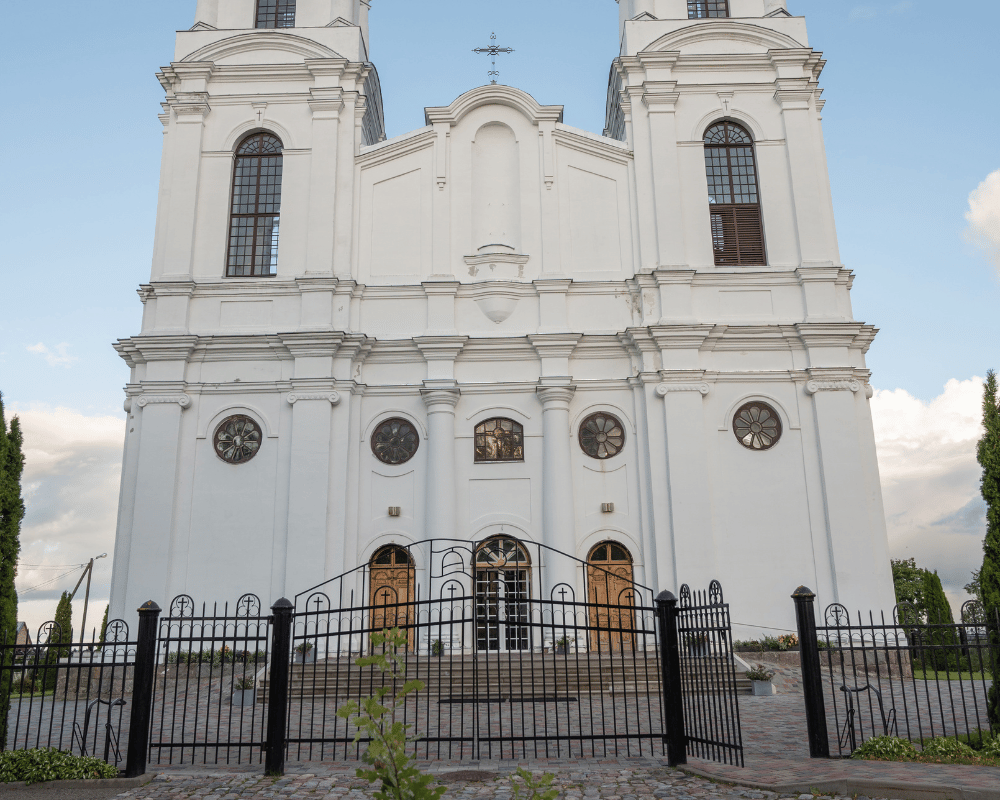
[851,735,917,761]
[337,628,445,800]
[921,736,976,759]
[979,736,1000,759]
[0,748,118,784]
[510,768,559,800]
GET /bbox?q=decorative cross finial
[473,32,514,86]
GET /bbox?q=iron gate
[671,581,744,766]
[286,537,668,760]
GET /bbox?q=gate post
[125,600,161,778]
[655,590,686,767]
[265,598,293,776]
[792,586,830,758]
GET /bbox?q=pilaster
[415,336,468,381]
[529,334,582,377]
[536,377,578,598]
[305,82,344,275]
[421,381,461,578]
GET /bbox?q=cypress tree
[976,370,1000,723]
[920,570,959,672]
[98,604,109,646]
[0,392,25,749]
[43,592,73,692]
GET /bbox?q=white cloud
[26,342,78,368]
[965,169,1000,276]
[871,377,987,612]
[9,404,124,639]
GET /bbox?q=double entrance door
[474,538,530,652]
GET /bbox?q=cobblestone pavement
[99,761,993,800]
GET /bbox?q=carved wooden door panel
[587,543,635,652]
[369,546,415,651]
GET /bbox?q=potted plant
[232,676,255,705]
[685,632,710,658]
[431,639,444,656]
[554,637,571,655]
[745,663,775,696]
[295,641,316,663]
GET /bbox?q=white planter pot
[751,680,773,697]
[232,689,256,706]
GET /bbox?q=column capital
[804,368,863,396]
[536,377,576,408]
[421,380,461,410]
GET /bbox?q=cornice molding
[136,394,192,410]
[425,85,563,127]
[655,383,710,397]
[287,392,341,405]
[804,380,862,395]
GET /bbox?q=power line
[17,564,86,570]
[18,566,84,595]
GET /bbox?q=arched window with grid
[226,132,283,277]
[704,121,766,266]
[255,0,295,28]
[474,418,524,463]
[688,0,730,18]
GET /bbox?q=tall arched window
[688,0,730,18]
[227,132,283,277]
[474,418,524,462]
[255,0,295,28]
[704,121,766,266]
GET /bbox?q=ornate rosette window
[579,412,626,460]
[733,402,782,451]
[475,418,524,463]
[371,418,420,466]
[213,415,263,464]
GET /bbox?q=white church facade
[109,0,897,635]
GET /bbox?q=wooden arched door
[587,542,636,652]
[369,545,415,650]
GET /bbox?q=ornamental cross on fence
[473,32,514,85]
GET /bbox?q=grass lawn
[912,669,988,681]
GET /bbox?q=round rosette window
[579,412,626,460]
[733,402,782,451]
[371,417,420,466]
[213,415,263,464]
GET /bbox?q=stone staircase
[260,653,752,702]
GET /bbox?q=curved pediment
[643,21,804,55]
[425,85,563,127]
[181,31,343,65]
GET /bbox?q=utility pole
[69,553,107,642]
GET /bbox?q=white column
[655,378,715,592]
[421,381,461,604]
[805,375,896,613]
[536,378,578,600]
[305,86,343,274]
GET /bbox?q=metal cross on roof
[473,32,514,86]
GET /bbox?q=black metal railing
[283,588,666,761]
[0,618,135,768]
[794,587,1000,758]
[148,594,270,766]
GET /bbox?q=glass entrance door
[474,538,531,651]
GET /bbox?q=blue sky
[1,0,997,633]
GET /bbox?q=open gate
[286,538,668,760]
[669,581,745,767]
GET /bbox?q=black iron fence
[0,618,135,768]
[0,564,749,776]
[793,587,1000,758]
[147,594,271,766]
